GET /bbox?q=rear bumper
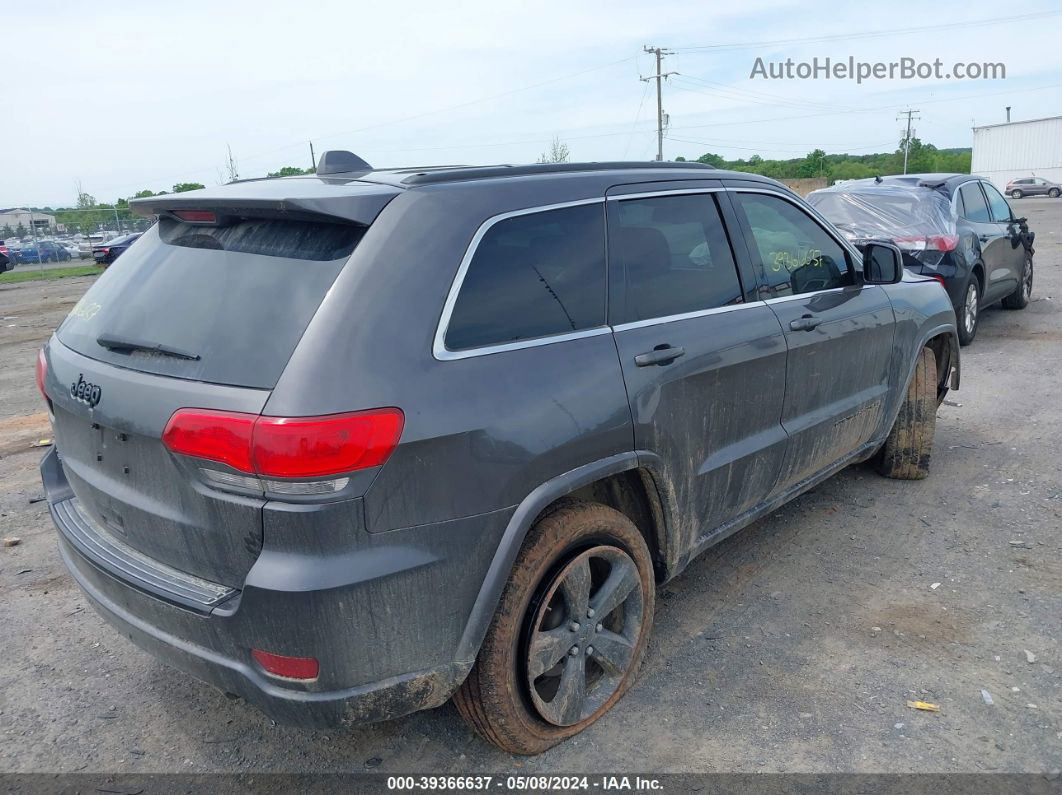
[42,446,509,728]
[56,533,465,727]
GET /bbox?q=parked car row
[807,173,1033,345]
[1,232,140,267]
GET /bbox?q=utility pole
[641,46,676,161]
[309,140,316,172]
[896,108,920,174]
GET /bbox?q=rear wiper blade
[96,334,201,361]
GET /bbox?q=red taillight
[161,409,256,472]
[173,210,217,223]
[927,234,959,252]
[894,235,959,252]
[252,410,404,478]
[251,649,319,680]
[161,408,404,478]
[930,274,946,287]
[36,349,48,401]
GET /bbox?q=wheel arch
[455,453,670,664]
[971,261,986,294]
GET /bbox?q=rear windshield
[57,219,363,389]
[808,189,954,239]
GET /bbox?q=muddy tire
[1001,251,1032,310]
[876,347,937,480]
[453,502,655,754]
[957,277,980,346]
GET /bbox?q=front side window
[959,183,991,222]
[733,192,852,297]
[444,203,606,351]
[609,193,742,323]
[981,182,1014,223]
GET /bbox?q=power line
[674,74,855,113]
[87,55,638,196]
[665,135,896,155]
[672,10,1062,51]
[669,78,848,115]
[623,78,654,159]
[663,80,1062,134]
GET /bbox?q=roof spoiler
[129,189,398,226]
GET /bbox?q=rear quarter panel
[267,181,634,532]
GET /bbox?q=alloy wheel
[524,545,644,727]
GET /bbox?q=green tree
[1,224,13,238]
[172,182,205,193]
[133,189,157,198]
[15,223,27,237]
[76,191,96,209]
[696,152,726,167]
[267,166,314,177]
[797,149,828,178]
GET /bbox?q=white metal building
[971,115,1062,192]
[0,208,56,234]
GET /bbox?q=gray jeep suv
[38,156,959,754]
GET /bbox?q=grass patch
[0,265,102,284]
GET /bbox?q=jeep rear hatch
[46,180,398,592]
[59,180,399,389]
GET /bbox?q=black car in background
[807,174,1034,345]
[92,233,142,266]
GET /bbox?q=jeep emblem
[70,374,102,408]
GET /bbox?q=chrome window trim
[612,300,763,332]
[606,187,724,202]
[761,286,848,305]
[432,198,607,362]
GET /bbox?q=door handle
[634,345,685,367]
[789,314,822,332]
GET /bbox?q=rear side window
[981,182,1014,222]
[959,183,991,222]
[610,193,742,323]
[57,221,361,389]
[733,192,851,297]
[444,204,606,351]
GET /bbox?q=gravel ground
[0,199,1059,774]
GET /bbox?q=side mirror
[862,241,904,284]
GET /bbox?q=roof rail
[398,161,717,185]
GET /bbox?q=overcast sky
[4,0,1062,208]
